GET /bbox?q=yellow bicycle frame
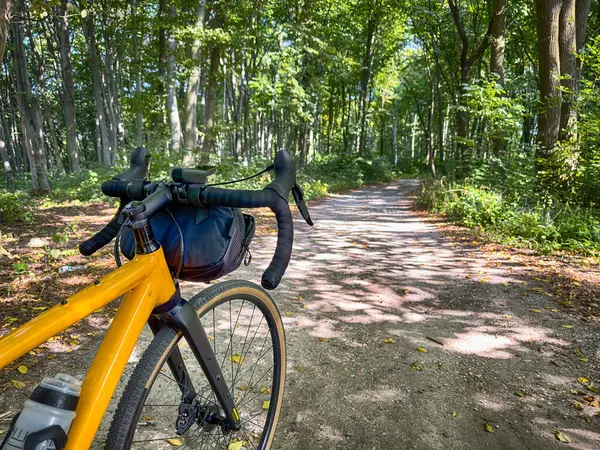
[0,248,176,450]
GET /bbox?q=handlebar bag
[119,204,255,282]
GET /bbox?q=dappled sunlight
[443,331,517,358]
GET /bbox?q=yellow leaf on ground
[485,423,494,433]
[228,441,244,450]
[581,358,589,363]
[31,306,47,311]
[411,363,422,371]
[531,309,542,313]
[262,401,270,410]
[142,416,152,422]
[504,315,512,320]
[554,430,571,443]
[295,366,305,371]
[237,385,250,391]
[47,354,56,360]
[563,325,574,329]
[11,380,25,389]
[228,354,245,365]
[318,337,328,342]
[167,438,183,446]
[416,347,427,353]
[578,377,590,385]
[17,365,28,374]
[383,338,396,344]
[260,387,271,395]
[284,311,293,317]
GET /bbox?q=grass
[417,177,600,255]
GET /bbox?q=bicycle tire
[105,280,286,450]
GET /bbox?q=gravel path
[3,180,600,449]
[219,179,600,450]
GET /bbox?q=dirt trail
[217,179,599,450]
[2,180,600,449]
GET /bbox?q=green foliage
[419,178,600,254]
[0,191,32,224]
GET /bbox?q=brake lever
[292,184,314,226]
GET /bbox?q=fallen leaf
[31,306,47,311]
[318,337,328,342]
[295,366,305,372]
[284,311,294,317]
[569,389,578,394]
[228,441,244,450]
[572,402,584,411]
[485,423,494,433]
[554,430,571,443]
[260,387,271,395]
[17,365,28,374]
[578,377,591,385]
[47,354,56,360]
[142,416,152,422]
[167,438,183,446]
[11,380,25,389]
[514,391,525,398]
[581,358,589,363]
[562,325,574,329]
[504,315,512,320]
[586,385,600,394]
[228,354,245,365]
[531,309,542,313]
[262,400,270,409]
[416,347,427,353]
[411,362,422,371]
[237,385,250,391]
[383,338,396,344]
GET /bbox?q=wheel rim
[128,295,284,450]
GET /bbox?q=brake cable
[204,164,274,188]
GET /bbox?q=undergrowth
[418,161,600,255]
[1,153,408,223]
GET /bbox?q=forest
[0,0,599,252]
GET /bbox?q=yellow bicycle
[0,148,313,450]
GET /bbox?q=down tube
[65,271,175,450]
[0,253,161,369]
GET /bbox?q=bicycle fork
[148,289,240,434]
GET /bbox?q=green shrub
[419,178,600,255]
[0,191,32,224]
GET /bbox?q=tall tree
[183,0,206,164]
[166,4,182,158]
[12,0,51,192]
[57,1,81,172]
[448,0,492,159]
[84,12,112,166]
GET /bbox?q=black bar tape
[79,199,127,256]
[200,188,293,289]
[101,179,130,198]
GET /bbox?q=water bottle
[3,374,81,450]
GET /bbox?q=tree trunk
[490,0,508,153]
[200,44,220,165]
[490,0,508,85]
[57,2,80,172]
[12,0,51,192]
[536,0,562,157]
[183,0,206,164]
[131,0,143,147]
[85,14,111,166]
[0,0,11,65]
[448,0,492,161]
[358,14,377,154]
[166,6,182,158]
[559,0,577,141]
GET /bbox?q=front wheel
[106,280,286,450]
